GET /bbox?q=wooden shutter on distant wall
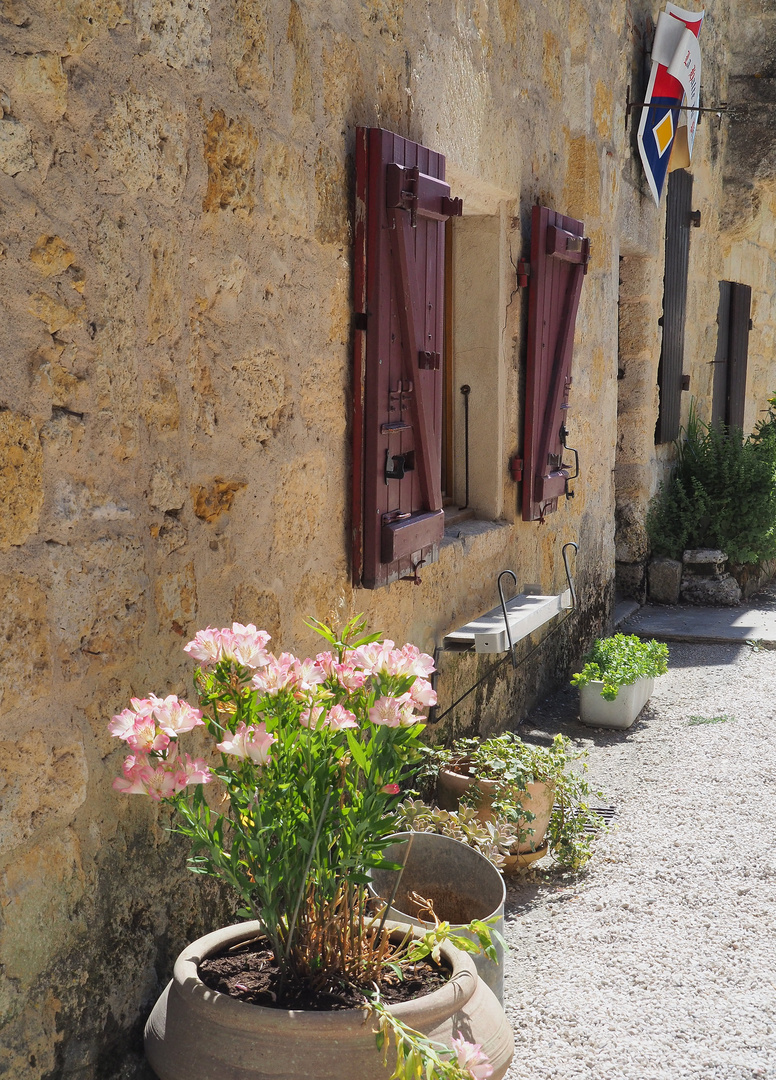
[711,281,752,431]
[656,169,694,444]
[352,128,462,589]
[521,205,590,522]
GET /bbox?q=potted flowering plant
[108,616,513,1080]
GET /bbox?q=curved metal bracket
[497,569,518,669]
[562,541,578,610]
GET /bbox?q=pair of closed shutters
[351,128,589,588]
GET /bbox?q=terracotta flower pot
[437,766,555,854]
[144,921,514,1080]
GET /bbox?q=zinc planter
[369,833,507,1003]
[437,767,555,855]
[579,676,655,729]
[144,920,514,1080]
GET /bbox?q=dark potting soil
[198,937,450,1011]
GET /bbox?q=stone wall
[0,1,774,1076]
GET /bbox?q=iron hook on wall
[497,569,518,669]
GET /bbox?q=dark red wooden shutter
[712,281,751,431]
[352,128,461,589]
[521,205,590,522]
[711,280,732,429]
[656,169,694,444]
[727,282,751,430]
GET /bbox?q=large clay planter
[144,920,514,1080]
[369,832,506,1003]
[437,766,555,854]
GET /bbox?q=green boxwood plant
[570,633,668,701]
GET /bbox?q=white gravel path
[502,640,776,1080]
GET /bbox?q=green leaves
[647,402,776,564]
[570,634,668,700]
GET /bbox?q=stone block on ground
[680,573,741,607]
[648,557,682,605]
[682,549,727,577]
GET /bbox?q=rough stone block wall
[0,0,773,1076]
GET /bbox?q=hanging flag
[637,4,704,206]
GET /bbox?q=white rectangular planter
[579,677,655,729]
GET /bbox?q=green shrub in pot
[570,634,668,701]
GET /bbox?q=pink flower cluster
[451,1037,493,1080]
[216,721,276,763]
[184,623,272,670]
[109,695,212,800]
[350,641,435,679]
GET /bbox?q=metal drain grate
[575,805,618,834]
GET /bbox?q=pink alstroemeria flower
[382,783,401,795]
[292,657,327,692]
[142,764,187,801]
[125,717,170,754]
[409,677,437,708]
[180,754,213,786]
[153,695,204,737]
[368,696,403,728]
[226,623,272,669]
[400,643,436,678]
[217,721,276,765]
[451,1037,493,1080]
[325,704,359,730]
[108,708,139,740]
[251,653,297,695]
[112,754,153,795]
[183,627,223,666]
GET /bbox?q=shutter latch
[516,259,531,288]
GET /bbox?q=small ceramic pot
[579,676,655,729]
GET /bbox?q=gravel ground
[501,638,776,1080]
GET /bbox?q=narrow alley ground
[502,637,776,1080]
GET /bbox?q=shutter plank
[711,280,732,429]
[656,169,693,444]
[727,282,751,430]
[522,206,589,521]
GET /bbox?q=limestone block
[682,548,727,576]
[562,134,601,221]
[17,54,68,120]
[614,499,649,563]
[614,561,646,604]
[149,461,186,512]
[0,828,86,983]
[648,558,682,605]
[287,0,314,119]
[0,731,88,854]
[0,573,50,710]
[272,453,329,557]
[140,375,180,433]
[101,90,188,201]
[154,563,197,632]
[300,355,347,436]
[594,79,613,142]
[134,0,211,72]
[29,234,75,277]
[229,0,271,99]
[0,992,61,1080]
[28,290,85,333]
[147,231,181,343]
[680,574,741,607]
[58,0,126,55]
[231,584,281,643]
[228,349,292,447]
[192,479,246,522]
[0,412,44,549]
[150,514,188,556]
[262,140,308,235]
[46,537,147,664]
[541,31,562,104]
[202,109,257,212]
[315,145,349,245]
[0,117,34,175]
